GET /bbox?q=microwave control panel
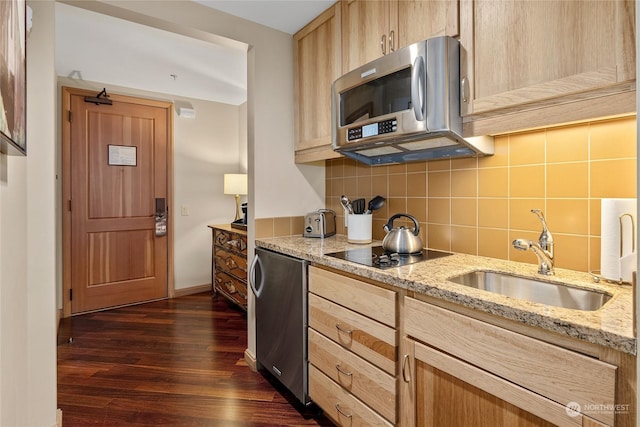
[347,118,397,141]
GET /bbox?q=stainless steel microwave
[331,36,493,165]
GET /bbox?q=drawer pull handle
[335,323,353,335]
[335,403,352,419]
[402,354,411,383]
[335,363,353,377]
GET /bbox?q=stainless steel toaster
[303,209,336,238]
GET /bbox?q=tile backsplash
[326,115,637,273]
[255,216,304,239]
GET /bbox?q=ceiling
[55,1,334,106]
[194,1,335,35]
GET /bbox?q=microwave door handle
[411,56,425,121]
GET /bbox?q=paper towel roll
[620,252,637,283]
[601,198,637,282]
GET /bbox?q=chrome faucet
[512,209,555,275]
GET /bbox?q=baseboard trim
[56,286,210,323]
[244,349,257,372]
[173,284,211,298]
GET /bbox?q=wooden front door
[62,87,172,315]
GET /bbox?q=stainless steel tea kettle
[382,213,423,254]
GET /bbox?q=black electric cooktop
[325,246,452,269]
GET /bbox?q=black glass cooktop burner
[325,246,452,269]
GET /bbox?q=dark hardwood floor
[57,293,333,426]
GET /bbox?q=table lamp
[223,173,248,222]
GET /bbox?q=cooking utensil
[352,198,366,214]
[382,213,423,254]
[366,195,386,214]
[340,195,354,215]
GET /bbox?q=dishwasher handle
[249,253,264,298]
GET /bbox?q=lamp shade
[223,174,248,195]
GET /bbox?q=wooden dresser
[208,224,248,311]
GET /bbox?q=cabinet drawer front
[214,229,247,254]
[413,340,583,427]
[308,329,396,423]
[309,294,397,374]
[214,248,247,280]
[309,266,396,327]
[405,297,616,426]
[309,365,393,427]
[214,270,247,305]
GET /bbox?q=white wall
[0,1,58,426]
[0,155,29,426]
[636,0,639,416]
[173,97,243,289]
[26,2,58,424]
[239,102,248,171]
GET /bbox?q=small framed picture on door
[0,0,27,156]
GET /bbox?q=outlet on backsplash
[326,115,637,273]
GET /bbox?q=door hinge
[68,200,72,211]
[68,110,72,123]
[69,289,73,301]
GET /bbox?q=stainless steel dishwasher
[249,247,310,405]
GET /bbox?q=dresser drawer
[404,297,617,426]
[214,229,247,254]
[309,365,393,427]
[214,269,247,305]
[308,328,396,423]
[309,266,396,327]
[214,247,247,280]
[309,294,396,374]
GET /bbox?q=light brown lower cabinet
[304,266,633,427]
[402,337,613,427]
[309,364,393,427]
[307,266,398,426]
[401,297,618,427]
[308,329,396,422]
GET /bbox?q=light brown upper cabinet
[342,0,460,73]
[293,0,461,164]
[293,3,343,164]
[460,0,636,136]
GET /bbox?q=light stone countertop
[255,234,636,355]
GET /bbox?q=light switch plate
[181,205,190,216]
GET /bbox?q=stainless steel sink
[448,271,612,311]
